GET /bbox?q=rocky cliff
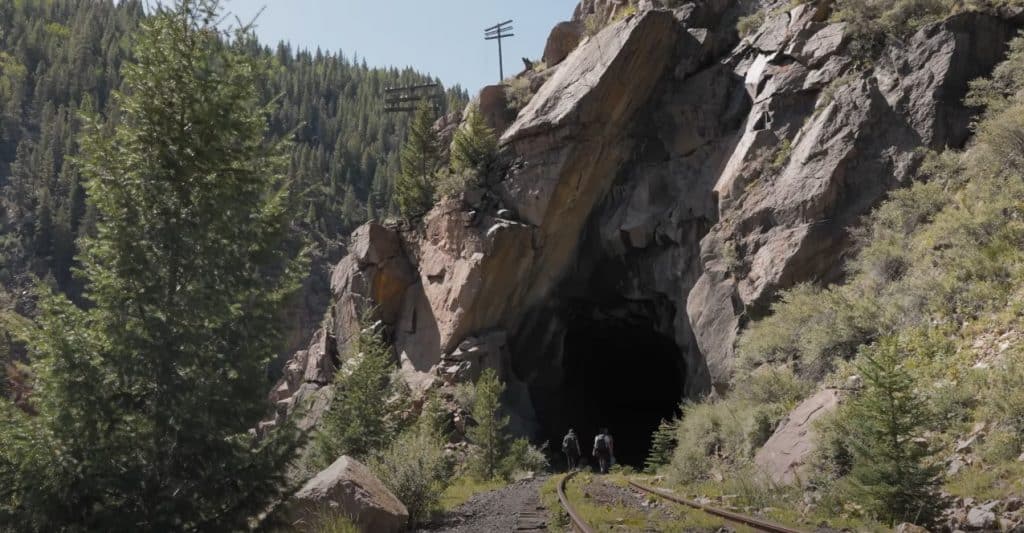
[268,0,1023,456]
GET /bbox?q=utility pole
[383,82,442,114]
[484,20,513,82]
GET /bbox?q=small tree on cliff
[314,317,409,465]
[0,1,303,529]
[841,337,940,526]
[468,369,509,480]
[450,106,498,177]
[395,100,441,218]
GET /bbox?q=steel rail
[628,480,808,533]
[556,471,596,533]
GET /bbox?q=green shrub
[664,367,813,483]
[982,358,1024,434]
[715,464,784,510]
[503,77,533,115]
[499,437,548,479]
[832,0,955,57]
[613,3,638,22]
[310,511,360,533]
[967,36,1024,114]
[450,107,497,179]
[923,372,984,432]
[736,10,766,37]
[746,402,790,450]
[980,428,1022,463]
[737,284,873,379]
[434,169,477,201]
[667,401,750,483]
[809,409,855,484]
[770,139,793,171]
[732,366,813,407]
[368,426,453,525]
[313,318,410,466]
[453,380,476,412]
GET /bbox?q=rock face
[754,388,844,485]
[286,456,408,533]
[272,0,1022,447]
[477,84,515,134]
[691,6,1018,383]
[542,21,584,67]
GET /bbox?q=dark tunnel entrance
[537,309,685,468]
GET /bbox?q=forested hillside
[0,0,466,309]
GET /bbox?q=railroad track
[627,480,807,533]
[556,470,595,533]
[554,471,806,533]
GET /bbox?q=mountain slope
[0,0,466,319]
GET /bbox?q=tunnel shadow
[537,309,684,468]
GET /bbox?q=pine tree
[0,2,302,529]
[420,390,452,441]
[842,337,940,526]
[644,417,679,473]
[450,106,498,177]
[314,317,409,465]
[395,100,440,218]
[468,369,509,480]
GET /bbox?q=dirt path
[415,476,550,533]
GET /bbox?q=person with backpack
[562,428,581,471]
[592,427,614,474]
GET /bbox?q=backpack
[562,433,578,452]
[594,434,609,453]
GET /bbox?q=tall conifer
[395,100,440,218]
[843,337,940,526]
[0,2,302,529]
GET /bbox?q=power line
[382,83,442,114]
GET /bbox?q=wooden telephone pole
[484,20,513,82]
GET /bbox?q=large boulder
[477,84,514,134]
[286,456,408,533]
[754,388,844,485]
[330,222,415,353]
[542,21,584,67]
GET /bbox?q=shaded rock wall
[270,0,1021,439]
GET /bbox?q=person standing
[562,428,582,471]
[593,427,614,474]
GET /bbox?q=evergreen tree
[842,337,940,526]
[420,390,452,442]
[314,317,408,465]
[0,2,302,529]
[396,100,441,218]
[450,106,498,177]
[468,369,509,480]
[644,417,679,473]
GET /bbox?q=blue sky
[222,0,580,93]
